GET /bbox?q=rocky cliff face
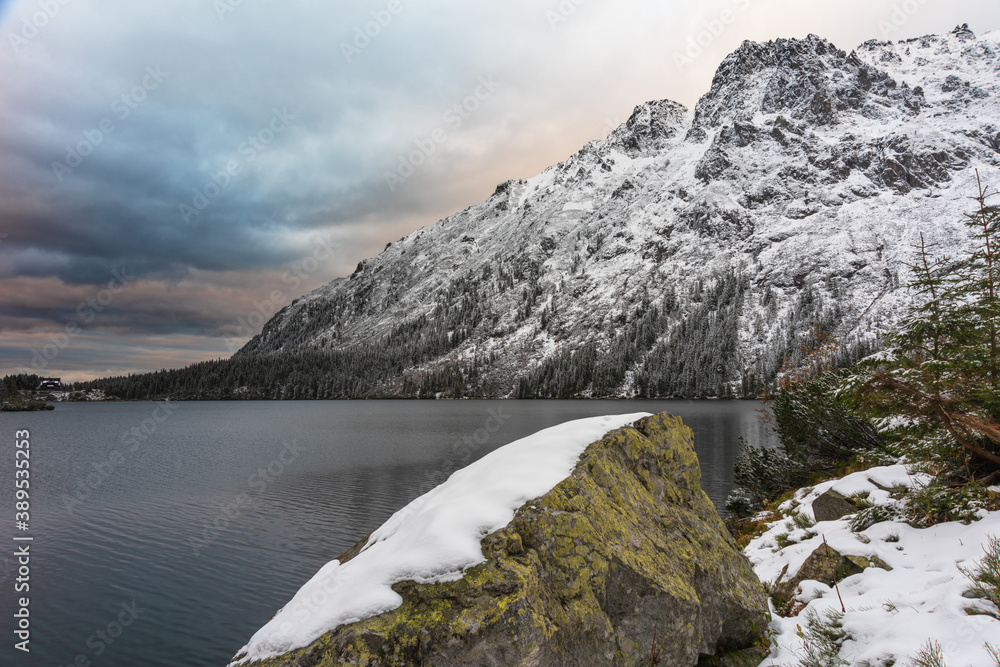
[233,414,768,667]
[234,28,1000,399]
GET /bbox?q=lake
[0,400,776,666]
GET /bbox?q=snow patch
[748,465,1000,666]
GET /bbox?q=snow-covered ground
[747,466,1000,666]
[233,413,650,664]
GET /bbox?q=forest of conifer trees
[58,264,877,402]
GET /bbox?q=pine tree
[849,174,1000,477]
[952,173,1000,416]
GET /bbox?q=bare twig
[824,535,846,613]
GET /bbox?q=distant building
[37,377,62,391]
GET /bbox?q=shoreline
[22,394,770,404]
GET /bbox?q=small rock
[845,554,892,572]
[812,490,856,522]
[772,542,890,615]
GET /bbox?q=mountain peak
[951,23,975,39]
[689,33,923,134]
[605,99,690,156]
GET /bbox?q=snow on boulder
[232,413,769,667]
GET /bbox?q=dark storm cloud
[0,0,482,288]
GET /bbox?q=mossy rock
[234,413,768,667]
[772,542,891,616]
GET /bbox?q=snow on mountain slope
[239,27,1000,398]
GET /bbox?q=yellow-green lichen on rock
[235,413,768,667]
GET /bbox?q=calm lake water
[0,400,776,666]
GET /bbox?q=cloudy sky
[1,0,996,382]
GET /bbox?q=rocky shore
[0,396,54,411]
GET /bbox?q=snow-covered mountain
[239,26,1000,398]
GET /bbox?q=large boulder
[235,413,768,667]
